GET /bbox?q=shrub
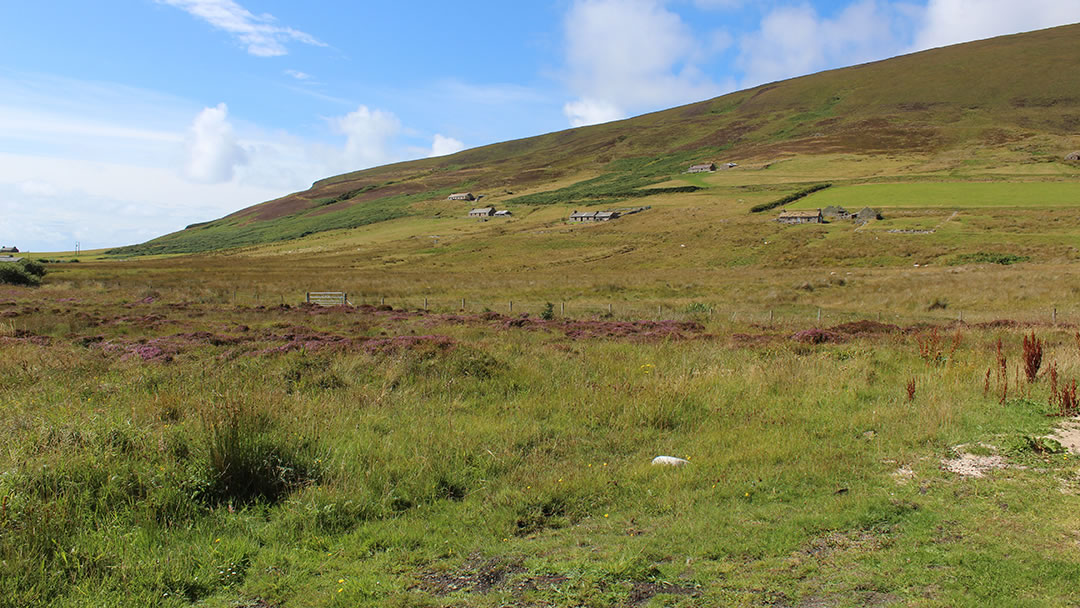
[19,259,46,277]
[540,302,555,320]
[0,263,40,286]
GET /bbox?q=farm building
[855,207,882,221]
[822,206,851,220]
[468,207,495,217]
[494,210,512,216]
[0,256,21,263]
[687,163,716,173]
[1066,152,1080,161]
[777,209,823,224]
[569,210,621,222]
[448,192,476,201]
[0,246,18,253]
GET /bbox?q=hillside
[108,23,1080,256]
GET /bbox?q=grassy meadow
[5,249,1080,607]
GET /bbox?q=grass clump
[199,400,322,506]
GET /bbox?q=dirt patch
[791,329,844,344]
[801,529,889,560]
[414,555,525,596]
[1047,418,1080,453]
[941,444,1008,478]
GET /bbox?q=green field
[790,182,1080,209]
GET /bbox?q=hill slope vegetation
[109,23,1080,256]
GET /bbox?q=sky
[2,1,1079,252]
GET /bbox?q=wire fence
[212,289,1075,328]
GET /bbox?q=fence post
[561,302,565,315]
[658,304,662,316]
[1053,307,1057,325]
[461,298,465,310]
[608,303,612,314]
[381,296,385,306]
[770,310,774,323]
[424,297,428,310]
[817,308,821,322]
[305,292,310,304]
[509,300,513,313]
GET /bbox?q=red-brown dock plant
[996,337,1008,404]
[1022,332,1043,382]
[906,377,916,402]
[916,328,944,364]
[1051,376,1079,417]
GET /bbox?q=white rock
[651,455,689,467]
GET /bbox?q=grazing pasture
[790,182,1080,209]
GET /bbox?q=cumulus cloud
[428,134,465,157]
[182,103,247,183]
[736,0,908,88]
[561,0,729,126]
[563,98,624,128]
[912,0,1080,50]
[158,0,325,57]
[332,105,403,170]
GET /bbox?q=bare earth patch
[941,444,1008,478]
[1047,417,1080,454]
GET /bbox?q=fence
[305,291,350,306]
[201,289,1076,328]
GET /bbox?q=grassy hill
[107,23,1080,257]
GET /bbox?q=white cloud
[912,0,1080,50]
[182,103,248,183]
[332,105,403,170]
[561,0,730,126]
[736,1,907,88]
[0,154,284,251]
[284,69,311,80]
[429,134,465,157]
[158,0,325,57]
[563,98,625,128]
[17,180,62,197]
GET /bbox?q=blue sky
[2,0,1079,251]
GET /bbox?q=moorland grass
[3,277,1080,606]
